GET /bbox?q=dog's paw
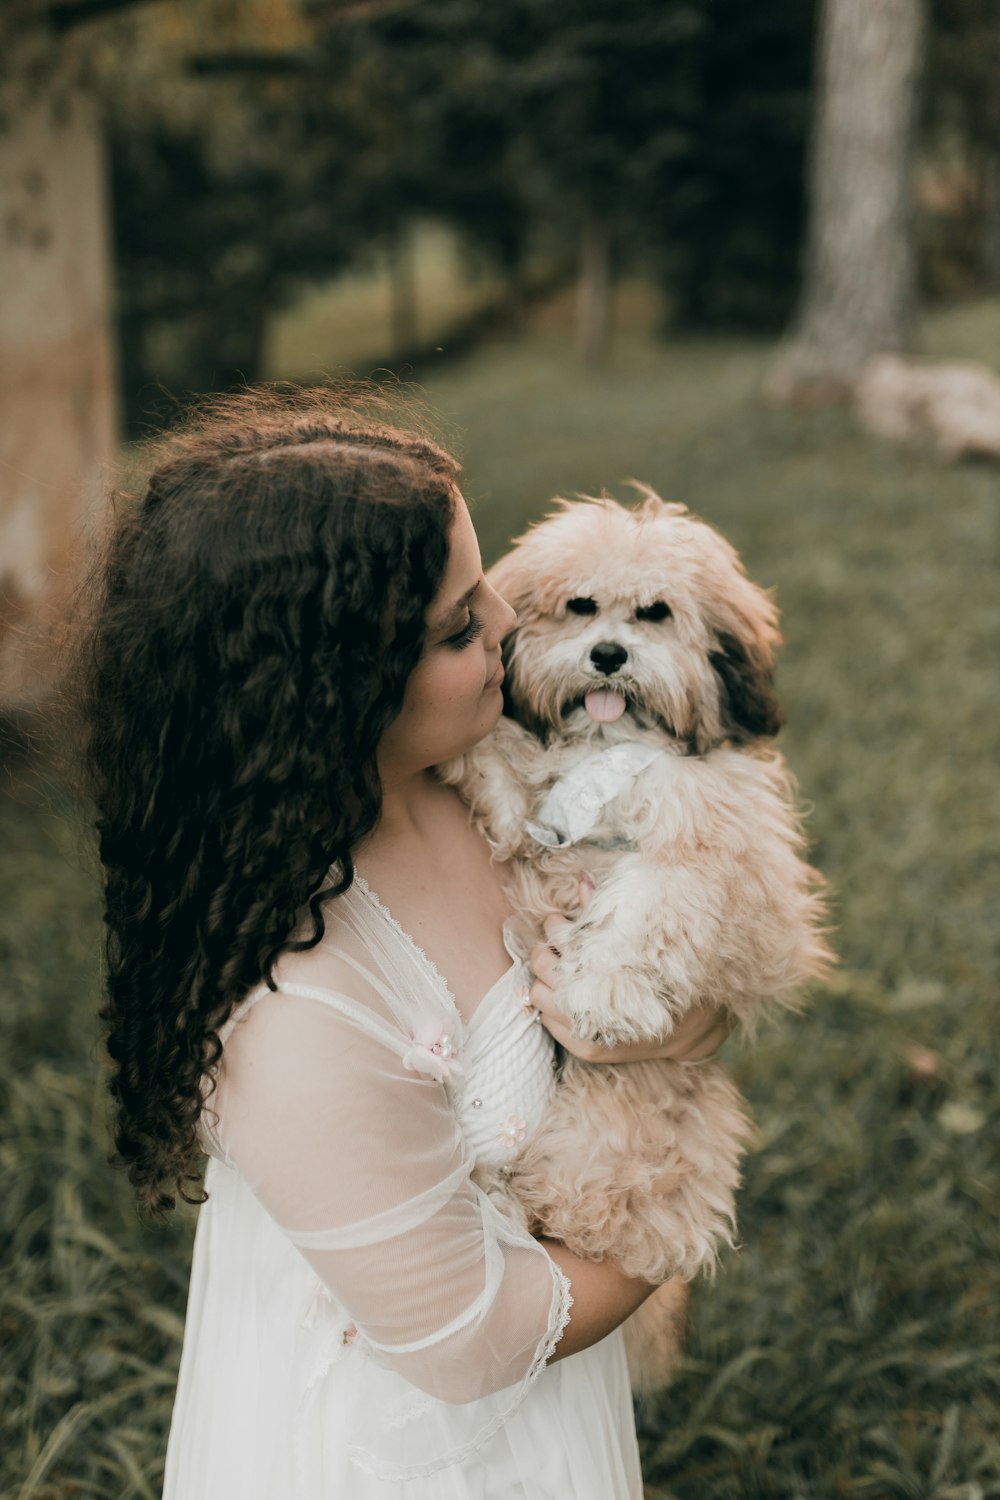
[560,962,678,1048]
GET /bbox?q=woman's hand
[528,893,733,1064]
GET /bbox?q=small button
[471,1098,482,1110]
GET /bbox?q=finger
[529,942,560,984]
[542,913,573,947]
[533,1004,579,1051]
[527,979,619,1061]
[528,977,573,1034]
[535,1009,631,1063]
[578,873,595,908]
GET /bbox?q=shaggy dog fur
[441,491,832,1390]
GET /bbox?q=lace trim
[527,1260,575,1383]
[345,1257,575,1482]
[352,873,461,1020]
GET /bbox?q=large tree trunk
[0,21,117,704]
[768,0,926,402]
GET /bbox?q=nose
[491,591,517,644]
[590,641,628,676]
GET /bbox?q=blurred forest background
[1,0,998,1497]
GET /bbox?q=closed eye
[566,597,598,615]
[635,601,672,622]
[446,611,485,649]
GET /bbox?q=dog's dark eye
[636,601,672,622]
[566,597,598,615]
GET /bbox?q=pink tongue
[584,689,627,723]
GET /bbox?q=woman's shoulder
[217,877,457,1082]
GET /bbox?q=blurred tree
[357,3,543,327]
[648,0,818,332]
[0,0,131,702]
[506,0,705,366]
[104,0,348,425]
[769,0,927,400]
[109,0,535,416]
[371,0,816,356]
[102,0,827,398]
[338,0,711,364]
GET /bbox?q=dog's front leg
[438,718,545,859]
[545,857,724,1047]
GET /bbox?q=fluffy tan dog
[442,490,832,1389]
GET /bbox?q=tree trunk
[0,21,117,703]
[980,147,1000,291]
[388,226,418,357]
[768,0,926,402]
[502,260,526,332]
[576,210,613,369]
[188,276,273,393]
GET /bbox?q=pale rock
[855,353,1000,460]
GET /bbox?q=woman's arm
[215,985,614,1405]
[539,1240,656,1362]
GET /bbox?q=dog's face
[487,492,783,752]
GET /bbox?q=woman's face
[378,494,517,782]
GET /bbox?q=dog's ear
[709,632,784,743]
[498,626,521,721]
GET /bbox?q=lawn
[1,295,998,1498]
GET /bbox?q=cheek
[408,651,484,716]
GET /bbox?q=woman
[78,389,726,1498]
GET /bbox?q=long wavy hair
[75,387,458,1219]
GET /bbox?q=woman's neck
[362,768,455,852]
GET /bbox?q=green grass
[2,295,998,1498]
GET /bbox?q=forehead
[428,494,481,624]
[522,508,710,608]
[444,494,479,571]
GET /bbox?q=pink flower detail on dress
[496,1114,527,1152]
[402,1021,463,1082]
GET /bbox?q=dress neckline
[351,872,516,1031]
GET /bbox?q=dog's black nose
[590,642,628,675]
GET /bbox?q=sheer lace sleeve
[206,916,572,1480]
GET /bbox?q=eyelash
[446,611,485,650]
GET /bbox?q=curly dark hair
[76,386,458,1219]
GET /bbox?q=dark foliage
[108,0,824,410]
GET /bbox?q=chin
[442,489,832,1395]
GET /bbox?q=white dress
[162,876,643,1499]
